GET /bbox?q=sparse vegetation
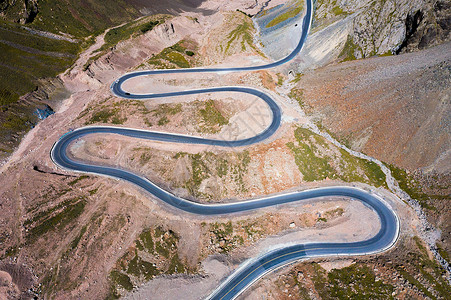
[96,17,164,54]
[284,262,395,299]
[109,226,189,297]
[147,41,196,69]
[331,6,345,16]
[152,103,182,117]
[339,35,361,62]
[110,270,133,292]
[288,87,307,109]
[290,73,304,83]
[209,221,244,253]
[25,197,87,244]
[287,127,386,187]
[68,175,89,186]
[394,237,451,299]
[326,264,395,298]
[157,116,170,126]
[86,107,127,125]
[172,150,250,200]
[266,0,303,28]
[388,164,442,211]
[79,98,152,127]
[277,73,284,86]
[198,99,229,133]
[225,14,257,53]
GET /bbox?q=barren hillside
[0,0,449,299]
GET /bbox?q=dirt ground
[0,0,448,299]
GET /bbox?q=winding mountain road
[51,0,399,299]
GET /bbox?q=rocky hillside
[0,0,207,162]
[316,0,450,57]
[273,0,451,72]
[0,0,449,298]
[295,43,450,173]
[292,40,450,261]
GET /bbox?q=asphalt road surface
[51,0,399,298]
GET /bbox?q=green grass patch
[26,197,87,244]
[110,226,187,297]
[127,252,159,280]
[69,225,88,251]
[288,127,386,187]
[307,263,395,299]
[266,1,303,28]
[0,23,80,105]
[327,264,395,299]
[198,100,229,133]
[152,103,182,117]
[147,41,194,69]
[23,0,145,39]
[388,164,439,210]
[210,221,243,253]
[339,35,361,62]
[243,221,265,238]
[166,51,190,68]
[157,116,169,126]
[277,73,284,86]
[68,175,89,186]
[187,153,210,196]
[398,268,434,299]
[290,73,304,83]
[331,6,345,16]
[174,151,250,199]
[110,270,133,292]
[216,158,229,178]
[168,253,186,274]
[225,15,256,53]
[87,15,169,69]
[139,229,154,253]
[140,20,160,33]
[288,87,306,109]
[86,107,127,125]
[287,129,335,181]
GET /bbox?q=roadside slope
[296,42,450,174]
[293,41,450,259]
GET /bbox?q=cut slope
[296,41,450,174]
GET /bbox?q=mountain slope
[0,0,208,161]
[295,42,450,174]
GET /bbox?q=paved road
[51,0,399,299]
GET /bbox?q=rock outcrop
[271,0,451,71]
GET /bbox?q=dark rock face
[400,0,451,53]
[395,10,423,54]
[0,0,38,23]
[23,0,38,24]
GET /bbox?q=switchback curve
[51,0,399,299]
